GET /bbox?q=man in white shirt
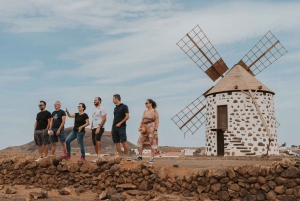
[91,97,107,162]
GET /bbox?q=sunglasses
[145,102,149,105]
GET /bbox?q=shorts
[92,128,105,145]
[34,129,50,146]
[50,128,66,143]
[112,126,127,143]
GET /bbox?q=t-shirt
[36,110,52,130]
[73,113,89,131]
[92,106,107,129]
[113,103,129,127]
[51,109,66,129]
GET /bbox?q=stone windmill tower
[172,25,287,156]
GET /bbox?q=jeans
[66,130,85,158]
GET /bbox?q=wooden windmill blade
[177,25,229,81]
[172,87,213,136]
[238,31,288,76]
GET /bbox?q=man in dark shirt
[34,100,51,162]
[49,101,66,155]
[111,94,131,161]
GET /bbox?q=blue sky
[0,0,300,150]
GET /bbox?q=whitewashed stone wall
[205,91,279,156]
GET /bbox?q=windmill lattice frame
[238,31,288,76]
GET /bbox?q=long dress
[137,110,159,156]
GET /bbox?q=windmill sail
[177,25,228,81]
[238,31,288,76]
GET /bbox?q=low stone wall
[0,157,299,201]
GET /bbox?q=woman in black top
[61,103,89,162]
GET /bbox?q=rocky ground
[0,152,299,201]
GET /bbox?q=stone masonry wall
[205,92,279,156]
[0,157,300,201]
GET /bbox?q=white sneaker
[127,157,131,161]
[35,157,43,162]
[92,158,98,163]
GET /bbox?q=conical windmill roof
[205,65,274,96]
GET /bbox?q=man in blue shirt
[49,101,67,155]
[111,94,131,161]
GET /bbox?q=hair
[40,100,46,106]
[55,101,61,106]
[97,97,102,103]
[113,94,121,101]
[79,103,86,111]
[147,99,157,109]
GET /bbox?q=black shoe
[133,156,143,162]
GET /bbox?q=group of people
[33,94,160,163]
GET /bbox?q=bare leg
[51,142,57,155]
[96,141,101,156]
[38,145,43,157]
[44,144,49,157]
[115,143,122,157]
[94,145,98,155]
[61,142,67,154]
[122,142,129,157]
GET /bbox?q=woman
[134,99,159,163]
[61,103,89,162]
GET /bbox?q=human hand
[96,127,100,134]
[78,127,83,132]
[90,129,93,136]
[66,108,69,113]
[49,130,54,136]
[110,130,112,135]
[153,131,158,136]
[56,130,60,136]
[116,123,121,128]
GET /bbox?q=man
[49,101,67,156]
[34,100,51,162]
[91,97,107,162]
[111,94,131,161]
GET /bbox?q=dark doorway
[217,129,225,156]
[217,105,228,156]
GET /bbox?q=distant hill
[1,127,137,155]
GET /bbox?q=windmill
[172,25,287,156]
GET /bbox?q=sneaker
[149,157,154,164]
[126,157,131,161]
[35,157,43,162]
[92,158,98,163]
[61,154,70,159]
[77,157,85,162]
[133,156,143,162]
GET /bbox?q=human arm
[154,110,159,135]
[46,118,51,130]
[116,105,130,127]
[56,116,66,136]
[116,113,129,127]
[34,120,37,130]
[49,118,54,135]
[96,114,106,134]
[78,119,90,132]
[66,108,75,118]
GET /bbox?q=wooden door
[217,105,228,129]
[217,130,224,156]
[217,105,227,156]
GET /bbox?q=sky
[0,0,300,150]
